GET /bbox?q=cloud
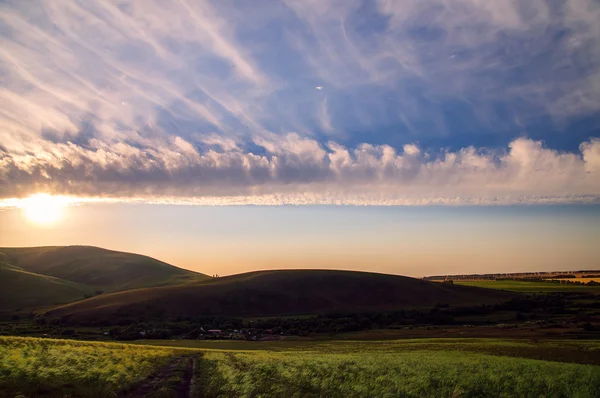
[3,0,599,145]
[318,98,333,132]
[1,134,599,205]
[0,0,599,205]
[0,0,268,147]
[284,0,600,129]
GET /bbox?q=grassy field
[136,338,600,365]
[2,336,600,397]
[548,278,600,283]
[0,336,183,397]
[198,348,600,397]
[455,279,600,293]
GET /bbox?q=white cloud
[0,0,598,206]
[0,0,270,149]
[1,134,599,205]
[318,98,333,132]
[196,134,240,152]
[403,144,420,156]
[2,0,599,141]
[581,138,600,174]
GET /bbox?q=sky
[2,204,600,277]
[1,0,599,276]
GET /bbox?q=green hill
[46,269,516,325]
[0,260,22,272]
[0,263,94,311]
[0,246,208,293]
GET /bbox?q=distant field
[454,280,600,293]
[547,278,600,283]
[139,338,600,365]
[2,336,600,397]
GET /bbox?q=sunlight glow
[20,194,70,225]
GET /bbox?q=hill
[46,270,516,325]
[0,262,94,311]
[0,246,208,294]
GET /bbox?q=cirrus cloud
[0,0,599,205]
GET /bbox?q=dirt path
[122,355,198,398]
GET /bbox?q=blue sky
[0,0,599,205]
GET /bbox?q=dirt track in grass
[122,355,199,398]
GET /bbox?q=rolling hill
[46,269,516,325]
[0,246,209,311]
[0,262,94,311]
[0,246,209,293]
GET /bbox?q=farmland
[454,279,600,293]
[549,278,600,283]
[2,336,600,397]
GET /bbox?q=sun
[21,194,68,225]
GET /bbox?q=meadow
[455,279,600,293]
[198,349,600,398]
[0,336,183,397]
[2,336,600,397]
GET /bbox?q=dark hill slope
[0,246,208,293]
[0,262,93,311]
[46,270,516,324]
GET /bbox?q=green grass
[2,336,600,397]
[132,339,600,397]
[0,336,182,397]
[455,280,600,293]
[198,349,600,398]
[0,266,94,311]
[137,338,600,365]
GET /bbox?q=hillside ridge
[45,268,516,325]
[0,245,209,311]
